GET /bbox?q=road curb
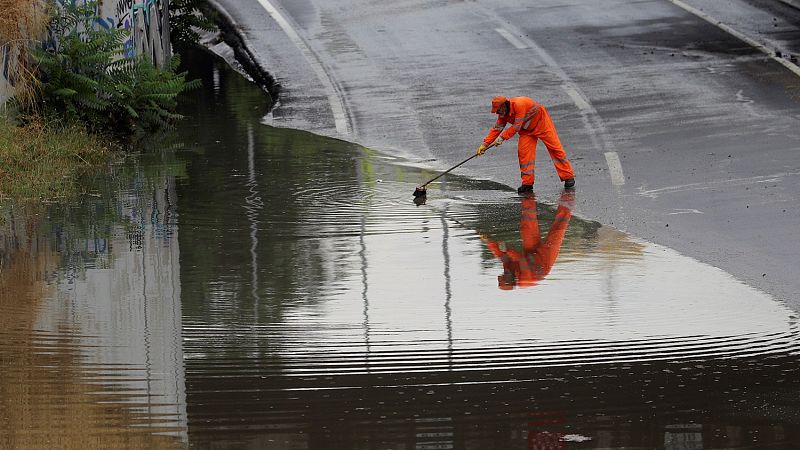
[206,0,279,101]
[669,0,800,77]
[778,0,800,10]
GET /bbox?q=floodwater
[2,49,800,449]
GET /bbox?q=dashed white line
[604,152,626,186]
[667,209,704,215]
[489,20,624,187]
[563,86,592,112]
[494,28,528,49]
[255,0,351,135]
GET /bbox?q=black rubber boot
[517,184,533,194]
[564,178,575,189]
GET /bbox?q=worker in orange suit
[482,191,574,290]
[477,96,575,193]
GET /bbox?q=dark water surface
[3,49,800,449]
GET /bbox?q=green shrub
[30,1,200,134]
[108,55,201,132]
[170,0,216,50]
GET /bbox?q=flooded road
[215,0,800,308]
[3,49,800,449]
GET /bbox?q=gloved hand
[476,143,488,156]
[493,136,504,147]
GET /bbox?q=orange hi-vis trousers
[485,195,572,288]
[518,106,574,186]
[516,195,571,287]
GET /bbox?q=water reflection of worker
[483,191,574,289]
[527,411,566,450]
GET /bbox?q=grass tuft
[0,113,115,201]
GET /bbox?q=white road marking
[255,0,351,135]
[487,19,624,187]
[563,86,591,112]
[667,209,704,215]
[668,0,800,78]
[494,28,528,49]
[604,152,626,185]
[638,171,800,198]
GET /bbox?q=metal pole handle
[420,142,498,188]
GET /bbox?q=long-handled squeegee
[412,143,497,198]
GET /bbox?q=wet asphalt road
[5,38,800,449]
[209,0,800,305]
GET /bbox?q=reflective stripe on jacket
[483,96,542,145]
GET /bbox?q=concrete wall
[95,0,172,66]
[1,45,17,105]
[1,0,171,106]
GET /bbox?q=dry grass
[0,114,115,200]
[0,0,49,107]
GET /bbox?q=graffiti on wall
[100,0,172,66]
[134,0,171,67]
[1,0,171,105]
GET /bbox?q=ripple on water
[180,222,800,384]
[5,46,800,447]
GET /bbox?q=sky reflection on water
[2,48,800,449]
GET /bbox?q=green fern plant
[31,1,199,134]
[108,55,201,131]
[170,0,216,50]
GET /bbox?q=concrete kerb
[669,0,800,77]
[205,0,280,101]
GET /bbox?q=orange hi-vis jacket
[482,97,542,145]
[482,96,574,185]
